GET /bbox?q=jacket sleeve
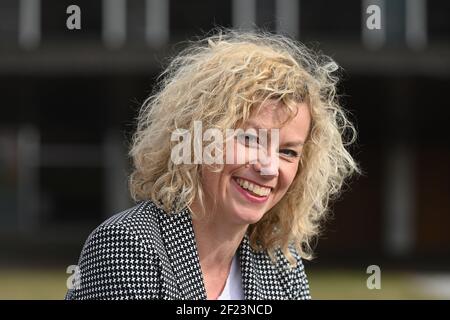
[65,224,160,300]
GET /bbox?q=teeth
[236,178,271,197]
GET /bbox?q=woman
[66,30,359,300]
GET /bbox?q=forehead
[253,101,291,125]
[243,100,311,143]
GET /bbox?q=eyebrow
[241,120,266,130]
[242,121,305,147]
[281,140,305,148]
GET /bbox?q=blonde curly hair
[129,30,359,263]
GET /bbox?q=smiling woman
[65,30,359,300]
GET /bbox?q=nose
[253,147,279,177]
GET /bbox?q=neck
[189,201,248,271]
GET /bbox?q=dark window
[300,0,361,42]
[428,0,450,43]
[170,0,232,41]
[41,0,102,43]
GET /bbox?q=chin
[229,205,267,225]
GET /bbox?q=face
[199,100,311,226]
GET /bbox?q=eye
[279,149,299,158]
[237,133,259,148]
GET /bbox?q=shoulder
[97,200,161,236]
[80,200,165,263]
[67,200,164,299]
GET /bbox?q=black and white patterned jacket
[65,200,311,300]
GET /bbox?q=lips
[231,177,272,204]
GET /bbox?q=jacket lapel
[272,249,297,300]
[239,234,293,300]
[157,206,207,300]
[238,234,262,299]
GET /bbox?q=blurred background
[0,0,449,299]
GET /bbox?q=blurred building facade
[0,0,449,269]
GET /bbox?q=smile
[232,177,272,203]
[235,178,271,196]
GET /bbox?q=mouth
[232,177,272,203]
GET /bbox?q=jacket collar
[157,206,207,299]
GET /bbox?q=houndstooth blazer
[65,200,311,300]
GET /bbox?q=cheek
[202,164,238,191]
[220,164,239,182]
[201,166,222,193]
[278,163,300,193]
